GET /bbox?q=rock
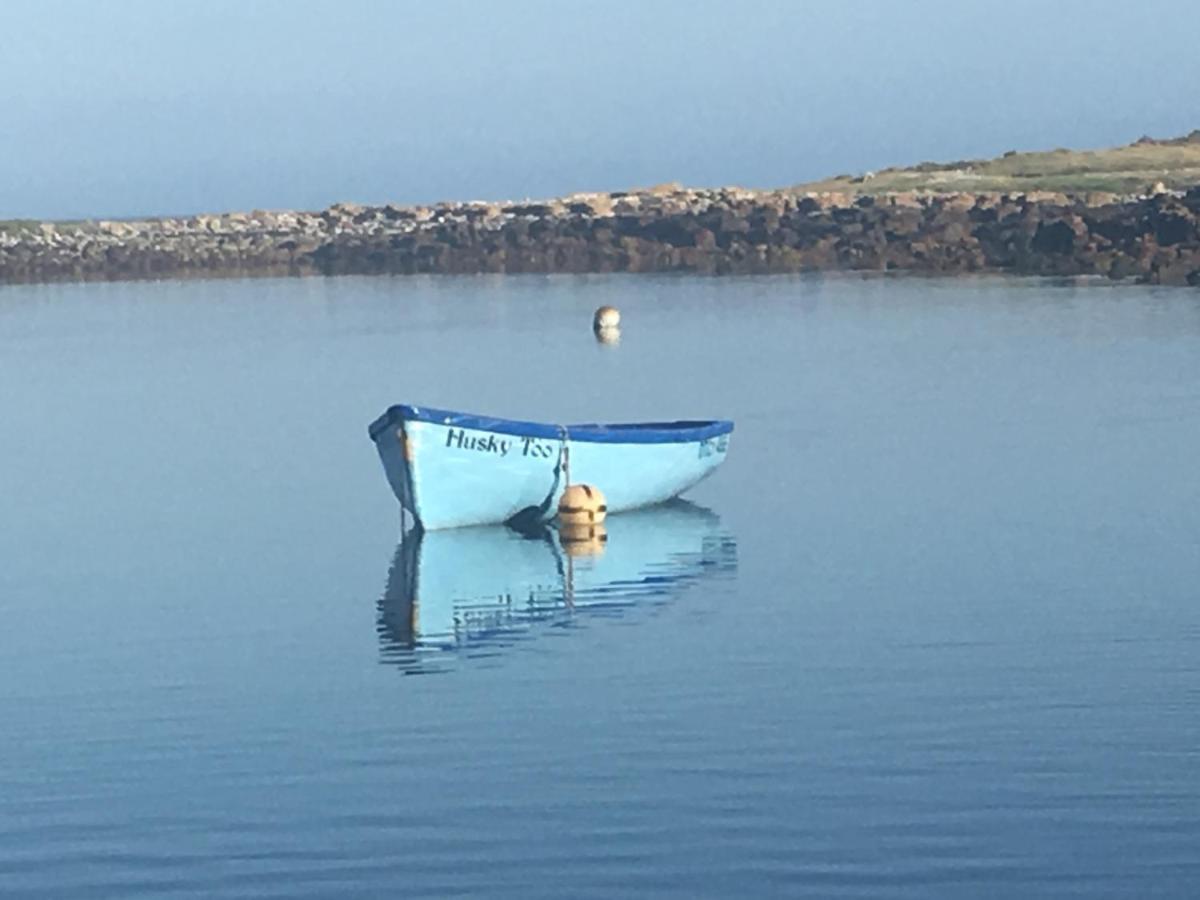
[1032,219,1080,255]
[328,202,367,218]
[567,193,614,217]
[941,194,976,211]
[3,184,1200,286]
[646,181,684,196]
[1023,191,1071,206]
[1154,210,1195,246]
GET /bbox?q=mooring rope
[557,424,571,488]
[513,425,571,529]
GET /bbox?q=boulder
[1032,219,1081,255]
[1154,210,1196,246]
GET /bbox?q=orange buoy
[559,522,608,557]
[594,325,620,345]
[558,483,607,526]
[593,305,621,330]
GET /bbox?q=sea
[1,274,1198,898]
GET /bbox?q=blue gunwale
[369,404,734,445]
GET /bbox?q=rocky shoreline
[4,185,1200,286]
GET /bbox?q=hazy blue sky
[3,0,1198,219]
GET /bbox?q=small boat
[369,404,733,530]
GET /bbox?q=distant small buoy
[594,325,621,345]
[559,522,608,557]
[593,305,621,330]
[558,483,607,526]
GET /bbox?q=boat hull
[370,405,732,530]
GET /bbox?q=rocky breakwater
[4,184,1200,285]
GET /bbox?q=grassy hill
[797,131,1200,195]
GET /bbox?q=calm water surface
[1,275,1198,898]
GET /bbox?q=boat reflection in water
[377,500,736,672]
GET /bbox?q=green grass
[0,219,89,236]
[797,134,1200,195]
[0,219,43,236]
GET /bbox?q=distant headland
[4,132,1200,286]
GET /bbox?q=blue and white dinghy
[369,404,733,530]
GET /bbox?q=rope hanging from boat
[503,425,572,532]
[556,424,574,609]
[557,424,571,487]
[511,425,570,529]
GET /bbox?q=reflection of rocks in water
[375,500,736,672]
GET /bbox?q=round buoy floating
[594,325,621,346]
[593,305,621,330]
[558,483,607,526]
[560,522,608,557]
